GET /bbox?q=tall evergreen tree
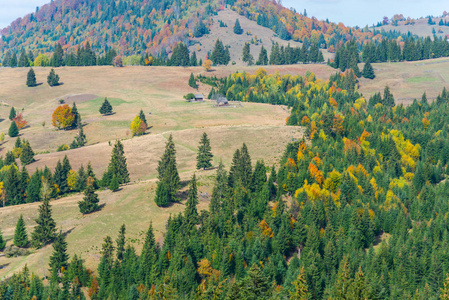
[8,121,19,137]
[196,132,213,170]
[31,198,57,248]
[362,61,375,79]
[26,68,37,87]
[290,266,310,300]
[20,140,35,165]
[9,107,16,120]
[0,230,5,251]
[188,73,198,89]
[256,46,269,65]
[242,43,254,65]
[116,224,126,261]
[14,214,28,248]
[10,52,18,67]
[51,43,64,67]
[49,231,69,282]
[99,98,113,115]
[155,134,180,205]
[138,109,148,127]
[78,182,100,214]
[233,19,243,34]
[184,174,199,229]
[18,49,29,67]
[105,140,129,185]
[47,68,60,86]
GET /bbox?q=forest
[2,65,449,298]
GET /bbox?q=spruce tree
[196,132,213,170]
[290,266,310,300]
[52,43,64,67]
[8,121,19,137]
[139,109,148,127]
[47,68,60,86]
[116,224,126,261]
[105,140,129,185]
[188,73,198,89]
[109,175,119,192]
[99,98,113,115]
[14,214,28,248]
[31,198,57,248]
[26,171,42,203]
[20,140,35,165]
[256,46,268,65]
[72,103,80,128]
[155,135,180,205]
[78,183,100,214]
[242,43,254,65]
[10,52,18,67]
[184,174,199,229]
[26,68,37,87]
[362,61,375,79]
[0,229,5,251]
[9,107,16,120]
[233,19,243,34]
[49,231,69,282]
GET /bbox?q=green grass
[81,97,128,112]
[406,76,439,83]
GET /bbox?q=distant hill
[372,16,449,39]
[0,0,376,59]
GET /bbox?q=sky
[283,0,448,27]
[0,0,447,29]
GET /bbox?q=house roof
[194,94,204,98]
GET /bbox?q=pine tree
[362,61,375,79]
[290,266,310,300]
[20,140,35,165]
[154,180,170,207]
[18,49,29,67]
[14,214,28,248]
[184,174,199,229]
[26,68,37,87]
[256,46,268,65]
[9,107,16,120]
[139,109,148,127]
[116,224,126,260]
[105,140,129,185]
[0,229,6,251]
[156,134,180,203]
[188,73,198,89]
[8,121,19,137]
[10,52,18,67]
[196,132,213,170]
[234,19,243,34]
[72,103,80,128]
[51,43,64,67]
[242,43,254,65]
[78,183,100,214]
[109,175,119,192]
[49,231,69,282]
[47,68,60,86]
[31,198,57,248]
[99,98,113,115]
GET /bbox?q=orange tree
[52,104,75,130]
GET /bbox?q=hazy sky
[0,0,447,29]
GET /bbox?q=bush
[184,93,195,100]
[57,144,69,152]
[4,245,29,258]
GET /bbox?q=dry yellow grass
[358,57,449,104]
[0,64,305,278]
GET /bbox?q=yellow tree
[130,115,147,137]
[67,170,78,191]
[203,59,213,72]
[52,104,75,130]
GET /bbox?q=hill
[0,0,374,59]
[372,16,449,39]
[0,63,325,277]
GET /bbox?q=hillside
[0,0,374,59]
[373,16,449,39]
[0,64,324,277]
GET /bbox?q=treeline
[2,42,117,67]
[330,37,449,73]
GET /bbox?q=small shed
[216,97,229,106]
[194,94,204,102]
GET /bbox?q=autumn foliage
[12,113,28,129]
[52,104,75,130]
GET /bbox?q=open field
[0,64,307,277]
[358,57,449,104]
